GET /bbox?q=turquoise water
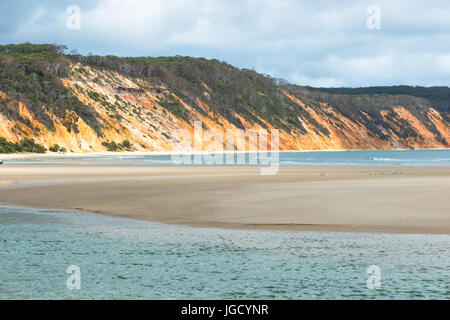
[0,206,449,299]
[5,149,450,166]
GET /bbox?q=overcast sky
[1,0,449,87]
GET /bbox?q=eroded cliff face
[0,61,448,152]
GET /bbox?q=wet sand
[0,163,449,234]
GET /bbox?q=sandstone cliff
[0,43,448,153]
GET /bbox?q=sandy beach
[0,162,449,234]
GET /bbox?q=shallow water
[6,149,450,166]
[0,206,449,299]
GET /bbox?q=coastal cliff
[0,43,449,153]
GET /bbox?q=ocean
[0,206,449,300]
[5,149,450,166]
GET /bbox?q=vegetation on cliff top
[304,85,450,113]
[0,43,62,62]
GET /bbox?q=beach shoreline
[0,163,449,235]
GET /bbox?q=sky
[0,0,449,88]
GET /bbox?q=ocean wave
[368,157,450,162]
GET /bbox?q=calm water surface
[0,206,449,299]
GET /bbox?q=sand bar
[0,163,449,234]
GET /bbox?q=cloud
[436,54,450,74]
[290,74,345,88]
[0,0,449,87]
